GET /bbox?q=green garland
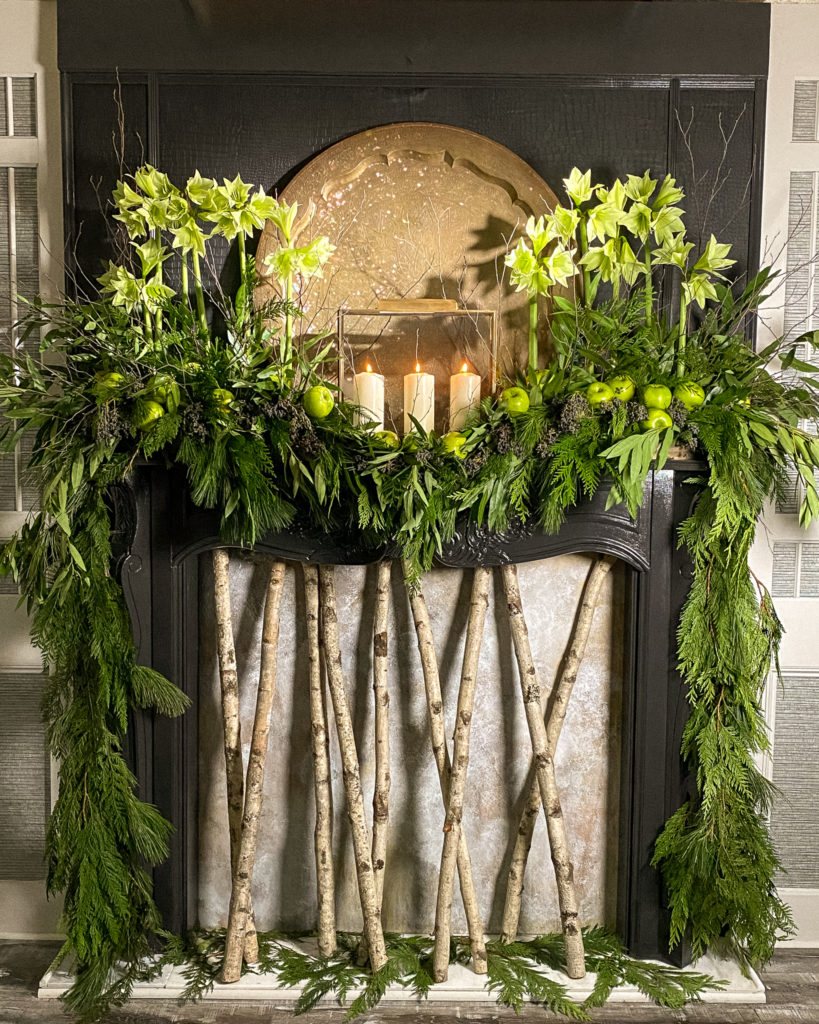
[2,165,818,1020]
[155,927,721,1018]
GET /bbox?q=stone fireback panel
[197,554,624,936]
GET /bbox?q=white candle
[449,362,481,430]
[403,362,435,433]
[353,363,385,430]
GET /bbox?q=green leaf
[71,454,85,493]
[68,542,86,571]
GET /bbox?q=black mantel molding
[116,459,703,964]
[57,1,769,79]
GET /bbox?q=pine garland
[1,165,817,1020]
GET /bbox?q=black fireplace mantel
[117,458,703,964]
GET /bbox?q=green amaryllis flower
[617,238,644,285]
[265,197,300,243]
[98,262,174,313]
[683,272,720,310]
[264,235,336,284]
[579,238,619,283]
[504,238,575,296]
[586,200,625,243]
[563,167,597,207]
[98,262,142,310]
[694,234,736,276]
[624,170,657,205]
[653,173,685,210]
[653,233,694,271]
[621,201,653,242]
[594,178,628,211]
[653,205,686,245]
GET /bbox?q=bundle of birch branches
[209,549,615,985]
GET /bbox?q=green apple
[375,429,400,449]
[607,375,635,402]
[441,430,467,457]
[642,383,672,410]
[673,381,705,410]
[501,386,530,416]
[94,371,124,394]
[303,384,334,419]
[134,400,165,431]
[212,387,234,407]
[640,408,673,432]
[148,373,172,403]
[586,381,615,407]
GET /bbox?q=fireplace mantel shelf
[111,458,706,576]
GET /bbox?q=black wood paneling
[63,78,150,289]
[64,73,765,296]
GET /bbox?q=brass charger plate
[254,122,561,396]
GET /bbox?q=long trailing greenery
[156,926,721,1020]
[2,164,818,1020]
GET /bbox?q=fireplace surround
[113,458,702,963]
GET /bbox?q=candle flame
[461,362,468,373]
[415,362,420,373]
[366,363,372,373]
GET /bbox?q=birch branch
[432,567,491,982]
[500,554,616,950]
[358,559,393,966]
[319,564,388,972]
[371,558,392,916]
[303,563,337,957]
[222,559,286,983]
[402,561,487,975]
[212,548,258,966]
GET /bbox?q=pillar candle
[449,363,481,430]
[353,364,385,430]
[403,363,435,433]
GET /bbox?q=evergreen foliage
[156,927,720,1020]
[1,164,817,1019]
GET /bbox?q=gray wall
[198,554,624,936]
